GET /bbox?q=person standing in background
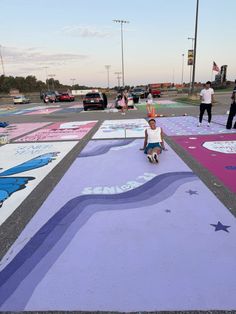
[198,81,214,127]
[226,79,236,129]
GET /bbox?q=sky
[0,0,235,87]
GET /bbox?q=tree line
[0,75,93,94]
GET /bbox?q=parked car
[131,87,148,99]
[148,84,161,98]
[83,92,107,111]
[13,95,30,104]
[58,92,75,102]
[41,91,60,103]
[115,93,134,109]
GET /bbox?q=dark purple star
[210,221,231,233]
[186,189,198,195]
[165,209,171,213]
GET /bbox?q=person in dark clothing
[102,93,108,108]
[226,80,236,129]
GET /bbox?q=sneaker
[207,122,210,127]
[197,122,202,127]
[153,153,159,163]
[147,154,154,163]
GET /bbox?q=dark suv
[83,92,107,111]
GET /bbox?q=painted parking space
[92,119,149,139]
[172,133,236,193]
[203,114,228,126]
[138,100,193,110]
[14,121,98,142]
[0,141,77,225]
[0,139,235,311]
[0,122,50,140]
[155,116,236,136]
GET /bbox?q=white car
[13,95,30,104]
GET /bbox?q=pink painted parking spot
[24,108,61,115]
[15,121,97,142]
[172,133,236,193]
[0,123,50,140]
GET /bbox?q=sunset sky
[0,0,235,87]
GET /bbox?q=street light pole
[48,74,56,90]
[0,45,5,76]
[114,72,122,89]
[113,19,129,88]
[43,66,49,90]
[188,37,195,93]
[105,65,111,89]
[181,53,184,86]
[70,78,76,87]
[191,0,199,94]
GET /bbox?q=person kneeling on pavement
[140,119,167,163]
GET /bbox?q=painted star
[210,221,231,233]
[186,189,198,195]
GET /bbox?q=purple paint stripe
[79,139,134,157]
[0,172,196,309]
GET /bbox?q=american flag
[212,61,220,72]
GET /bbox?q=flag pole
[211,70,213,83]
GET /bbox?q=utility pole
[70,78,76,87]
[188,37,195,93]
[113,19,129,88]
[191,0,199,94]
[48,74,56,90]
[43,66,49,90]
[104,65,111,89]
[0,45,5,75]
[114,72,122,89]
[181,53,185,86]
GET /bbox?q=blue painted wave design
[0,171,197,310]
[79,139,135,157]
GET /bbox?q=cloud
[2,46,88,66]
[62,25,111,38]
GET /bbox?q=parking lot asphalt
[0,92,235,253]
[0,92,235,314]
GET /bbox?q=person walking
[226,80,236,129]
[198,81,214,127]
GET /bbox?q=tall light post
[191,0,199,94]
[43,66,49,90]
[104,65,111,89]
[0,45,5,76]
[70,78,76,87]
[114,71,122,89]
[48,74,55,90]
[113,19,129,88]
[181,53,185,86]
[188,37,195,93]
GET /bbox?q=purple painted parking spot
[0,139,235,311]
[155,116,236,136]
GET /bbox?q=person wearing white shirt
[140,119,167,163]
[198,81,214,127]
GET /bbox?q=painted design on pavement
[0,152,58,207]
[138,100,193,109]
[203,114,228,126]
[93,119,148,139]
[24,108,61,115]
[0,139,235,311]
[0,123,50,140]
[155,116,236,136]
[56,107,83,114]
[0,142,77,225]
[14,121,97,142]
[172,133,236,193]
